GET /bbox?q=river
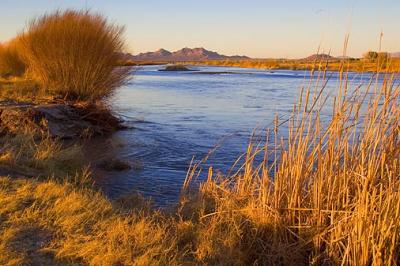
[94,65,379,207]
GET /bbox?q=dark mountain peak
[191,47,208,53]
[155,48,171,55]
[172,47,224,60]
[175,47,208,54]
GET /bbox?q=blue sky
[0,0,399,58]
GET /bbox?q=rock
[98,158,132,171]
[0,102,122,139]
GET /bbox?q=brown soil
[0,101,124,139]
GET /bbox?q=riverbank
[0,77,131,180]
[1,69,399,265]
[127,58,400,73]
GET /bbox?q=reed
[181,64,400,264]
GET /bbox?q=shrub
[0,39,26,78]
[363,51,379,61]
[20,10,130,102]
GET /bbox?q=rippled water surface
[95,65,377,206]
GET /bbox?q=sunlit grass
[0,176,179,265]
[0,132,85,179]
[18,10,131,102]
[0,78,45,103]
[0,7,399,265]
[181,66,400,264]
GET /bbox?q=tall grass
[0,39,26,78]
[1,14,399,262]
[19,10,130,102]
[181,67,400,264]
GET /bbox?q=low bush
[20,10,131,102]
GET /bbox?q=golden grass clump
[19,10,130,102]
[0,39,26,78]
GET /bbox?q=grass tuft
[19,10,131,102]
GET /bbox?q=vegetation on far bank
[1,8,400,266]
[181,56,400,73]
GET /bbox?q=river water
[94,65,379,207]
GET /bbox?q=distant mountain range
[123,47,250,61]
[120,49,400,62]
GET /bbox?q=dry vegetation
[183,71,399,265]
[0,65,399,265]
[19,10,131,102]
[0,8,399,266]
[0,79,44,103]
[0,39,26,79]
[1,10,130,103]
[0,132,85,179]
[182,57,400,73]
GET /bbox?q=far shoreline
[121,60,399,74]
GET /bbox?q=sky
[0,0,399,58]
